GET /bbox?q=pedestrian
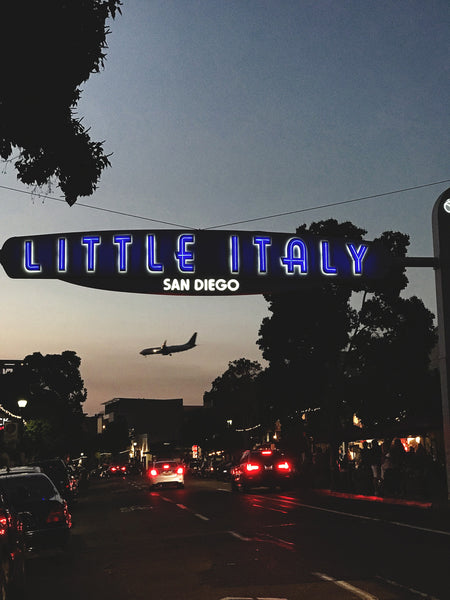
[369,439,382,494]
[387,438,406,496]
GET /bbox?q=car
[230,448,294,492]
[0,471,26,599]
[29,458,76,503]
[107,464,128,477]
[148,461,184,489]
[0,470,72,555]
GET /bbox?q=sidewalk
[301,486,450,534]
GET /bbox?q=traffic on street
[23,470,450,600]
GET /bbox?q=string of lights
[0,178,449,231]
[0,403,23,421]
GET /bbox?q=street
[25,475,449,600]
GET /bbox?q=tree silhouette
[16,351,87,458]
[257,219,437,442]
[0,0,122,205]
[203,358,264,449]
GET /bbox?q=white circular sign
[444,199,450,213]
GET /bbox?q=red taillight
[150,469,158,476]
[0,510,8,536]
[46,506,65,525]
[110,467,117,472]
[261,450,272,455]
[121,466,126,472]
[176,467,184,475]
[246,463,261,472]
[276,461,291,471]
[162,464,170,470]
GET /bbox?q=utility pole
[432,187,450,501]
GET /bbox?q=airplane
[140,332,197,357]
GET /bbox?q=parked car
[0,469,72,555]
[0,469,26,599]
[148,461,184,489]
[215,460,234,481]
[106,464,128,477]
[230,448,294,492]
[29,458,76,503]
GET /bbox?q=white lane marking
[276,497,450,537]
[376,576,442,600]
[313,572,378,600]
[255,533,295,552]
[251,502,288,514]
[120,505,153,512]
[194,513,210,521]
[160,500,211,521]
[160,496,174,502]
[386,520,450,536]
[228,530,252,542]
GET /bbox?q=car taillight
[121,466,127,472]
[276,461,291,471]
[261,450,272,455]
[176,467,184,475]
[150,469,158,476]
[246,463,260,472]
[46,506,65,525]
[111,467,117,472]
[162,464,170,470]
[0,510,8,536]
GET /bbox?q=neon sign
[0,229,391,295]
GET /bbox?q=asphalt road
[24,475,450,600]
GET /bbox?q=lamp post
[17,399,27,462]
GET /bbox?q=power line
[0,184,195,229]
[1,178,449,230]
[204,179,450,229]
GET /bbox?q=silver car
[148,461,184,489]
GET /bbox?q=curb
[313,488,434,509]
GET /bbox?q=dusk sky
[0,1,449,416]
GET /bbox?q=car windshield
[154,462,178,469]
[0,475,57,504]
[248,451,283,465]
[34,461,68,481]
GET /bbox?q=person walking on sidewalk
[369,439,382,495]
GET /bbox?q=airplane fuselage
[140,333,197,357]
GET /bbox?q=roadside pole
[432,187,450,501]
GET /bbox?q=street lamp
[17,399,28,463]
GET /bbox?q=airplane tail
[189,332,197,346]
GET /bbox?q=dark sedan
[0,475,26,598]
[0,470,72,555]
[231,448,294,492]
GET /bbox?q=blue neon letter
[82,236,101,272]
[57,238,67,272]
[113,235,133,272]
[24,241,41,272]
[146,235,163,272]
[230,235,239,274]
[281,238,308,274]
[175,234,195,272]
[320,240,337,275]
[346,243,368,275]
[253,236,271,273]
